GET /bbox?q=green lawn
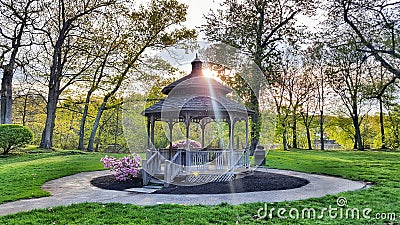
[0,149,127,204]
[0,149,399,224]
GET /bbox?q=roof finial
[191,53,202,73]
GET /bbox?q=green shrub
[0,125,34,154]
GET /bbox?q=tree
[386,101,400,148]
[266,49,314,150]
[285,56,314,149]
[364,62,397,149]
[325,43,368,150]
[303,43,328,150]
[86,0,196,151]
[202,0,317,152]
[34,0,116,149]
[298,72,318,150]
[13,78,46,126]
[76,9,123,150]
[0,0,38,124]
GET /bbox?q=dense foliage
[0,125,33,154]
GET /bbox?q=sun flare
[203,69,223,82]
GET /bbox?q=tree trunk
[353,134,358,149]
[78,90,94,150]
[87,102,106,151]
[379,97,386,149]
[320,110,324,150]
[292,116,298,149]
[22,94,28,126]
[352,116,363,150]
[39,17,74,149]
[1,67,13,124]
[249,92,260,155]
[306,125,312,150]
[39,86,59,149]
[282,127,288,151]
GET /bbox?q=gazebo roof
[143,96,253,120]
[161,55,232,95]
[143,56,254,121]
[161,72,233,95]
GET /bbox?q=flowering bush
[171,140,202,149]
[100,153,141,181]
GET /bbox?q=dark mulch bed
[91,171,309,194]
[90,175,143,191]
[155,171,309,194]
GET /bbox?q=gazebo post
[150,115,155,150]
[229,117,235,172]
[146,118,150,149]
[168,120,174,160]
[185,113,191,172]
[200,120,206,148]
[245,119,250,168]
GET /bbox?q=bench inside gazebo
[142,55,254,186]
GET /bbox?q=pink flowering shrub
[100,153,141,181]
[171,140,202,149]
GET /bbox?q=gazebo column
[228,117,235,172]
[245,119,250,168]
[185,113,191,172]
[200,121,206,148]
[150,115,155,150]
[146,118,151,149]
[168,120,174,160]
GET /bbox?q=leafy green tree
[364,63,397,149]
[35,0,116,149]
[324,116,354,149]
[385,100,400,148]
[325,42,369,150]
[302,43,327,150]
[86,0,196,151]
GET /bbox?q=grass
[0,149,127,204]
[0,149,399,224]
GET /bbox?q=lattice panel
[186,173,234,183]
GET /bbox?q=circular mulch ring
[91,171,309,194]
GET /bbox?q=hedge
[0,124,34,154]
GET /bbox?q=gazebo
[142,55,254,186]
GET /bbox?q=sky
[157,0,224,69]
[178,0,222,39]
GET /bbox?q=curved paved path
[0,169,366,216]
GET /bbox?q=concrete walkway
[0,169,367,216]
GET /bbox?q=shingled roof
[143,56,254,121]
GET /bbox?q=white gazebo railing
[143,148,250,185]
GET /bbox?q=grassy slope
[0,150,399,224]
[0,150,128,204]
